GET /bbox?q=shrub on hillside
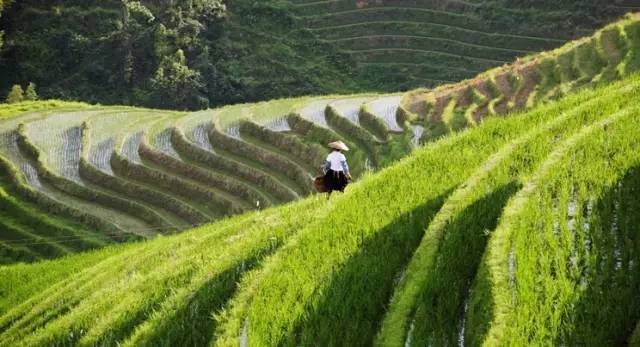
[5,85,23,103]
[24,83,37,101]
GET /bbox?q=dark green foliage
[0,0,630,109]
[5,84,23,103]
[23,82,37,101]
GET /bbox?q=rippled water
[156,129,180,158]
[368,96,403,132]
[60,127,82,182]
[190,123,214,151]
[263,117,291,132]
[90,138,115,174]
[122,132,143,163]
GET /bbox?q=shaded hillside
[0,0,637,109]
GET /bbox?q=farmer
[323,141,352,196]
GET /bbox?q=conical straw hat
[328,141,349,151]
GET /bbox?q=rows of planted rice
[401,14,640,144]
[328,96,373,124]
[82,110,195,230]
[0,114,129,238]
[297,98,333,128]
[468,100,640,346]
[3,13,632,264]
[0,106,116,263]
[212,72,619,346]
[175,111,299,205]
[20,109,169,236]
[364,95,403,132]
[286,0,593,89]
[2,73,640,345]
[377,75,640,346]
[24,109,126,179]
[0,93,415,253]
[0,194,328,347]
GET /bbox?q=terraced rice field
[0,10,640,346]
[287,0,638,90]
[1,15,640,265]
[2,65,640,346]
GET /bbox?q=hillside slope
[0,0,637,109]
[0,14,639,265]
[1,71,639,346]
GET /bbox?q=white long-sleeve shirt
[324,151,349,173]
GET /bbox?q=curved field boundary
[402,14,640,141]
[328,97,374,124]
[308,21,552,52]
[377,78,639,346]
[341,46,507,64]
[0,154,123,242]
[470,105,640,346]
[0,216,72,260]
[171,127,298,203]
[348,48,497,71]
[110,147,231,220]
[363,95,404,133]
[297,99,333,128]
[290,0,477,16]
[325,105,381,167]
[79,123,205,227]
[0,182,107,257]
[287,113,370,176]
[299,8,568,43]
[208,126,313,196]
[16,125,164,237]
[107,114,232,219]
[328,35,524,62]
[0,195,328,347]
[356,107,390,141]
[138,140,261,211]
[212,73,580,346]
[356,63,470,87]
[0,212,263,345]
[238,120,326,175]
[355,59,480,75]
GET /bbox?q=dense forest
[0,0,631,110]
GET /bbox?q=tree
[24,82,38,101]
[6,84,24,103]
[148,49,208,110]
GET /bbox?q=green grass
[468,97,640,346]
[1,73,640,345]
[0,245,126,315]
[402,14,640,144]
[376,74,640,346]
[0,100,89,120]
[0,195,327,346]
